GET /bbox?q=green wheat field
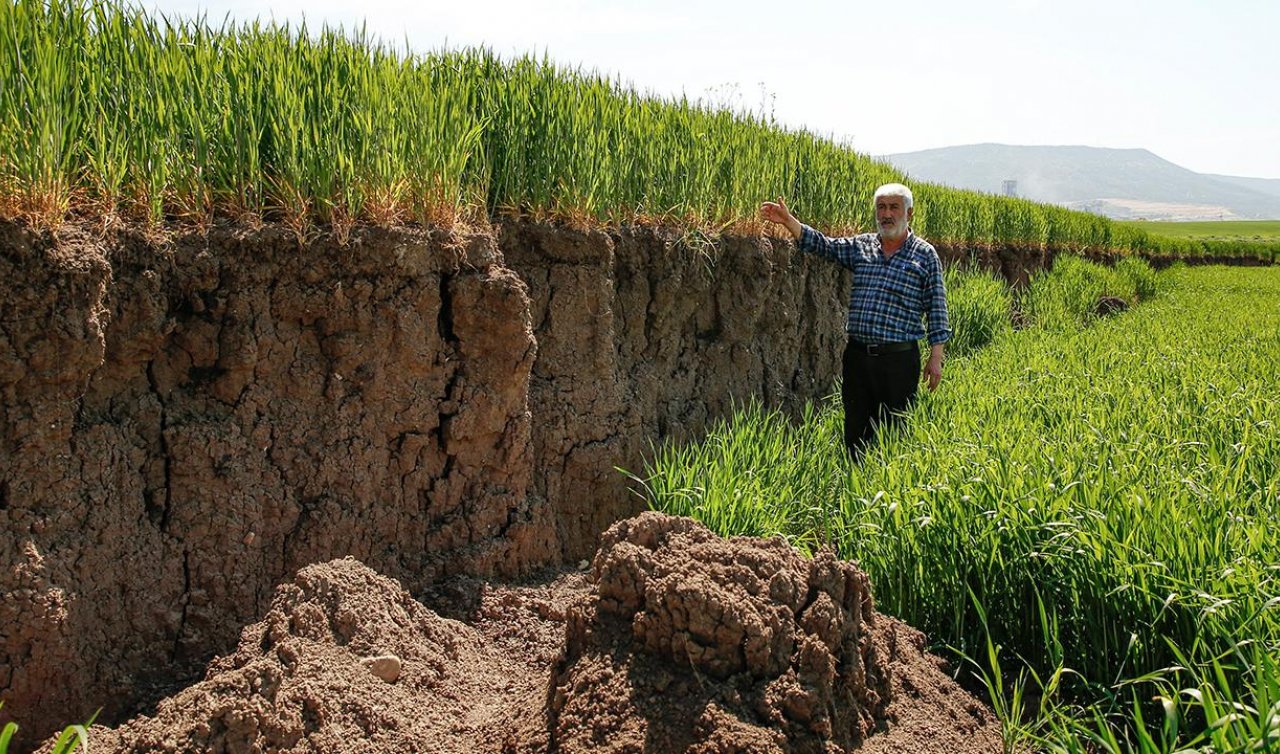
[1,0,1278,260]
[1119,220,1280,244]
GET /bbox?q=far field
[1117,219,1280,243]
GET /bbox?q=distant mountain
[881,144,1280,221]
[1203,174,1280,201]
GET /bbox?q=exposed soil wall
[501,223,847,559]
[0,218,846,744]
[934,241,1273,287]
[1,220,552,745]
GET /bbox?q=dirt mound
[547,512,1000,753]
[80,558,523,753]
[73,515,1000,754]
[551,512,887,751]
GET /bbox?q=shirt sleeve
[924,253,952,346]
[797,224,859,270]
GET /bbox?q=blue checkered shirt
[798,225,951,346]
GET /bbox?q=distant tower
[1002,179,1018,198]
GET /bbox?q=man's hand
[924,347,944,392]
[760,196,802,241]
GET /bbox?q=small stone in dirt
[362,654,402,683]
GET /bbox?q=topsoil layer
[73,513,1001,754]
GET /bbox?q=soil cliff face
[0,219,847,743]
[1,221,549,743]
[501,224,846,559]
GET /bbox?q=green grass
[0,703,91,754]
[943,265,1014,355]
[637,262,1280,751]
[1,0,1278,260]
[1041,642,1280,753]
[1117,220,1280,244]
[1020,255,1158,329]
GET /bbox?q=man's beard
[879,217,907,240]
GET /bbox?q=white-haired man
[760,183,950,459]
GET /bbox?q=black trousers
[841,339,921,459]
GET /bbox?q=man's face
[875,196,912,240]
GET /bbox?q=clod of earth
[361,655,402,683]
[551,511,890,752]
[1095,295,1130,316]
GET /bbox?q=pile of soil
[71,514,1000,753]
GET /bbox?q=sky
[145,0,1280,180]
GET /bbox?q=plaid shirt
[798,225,951,346]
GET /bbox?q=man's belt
[848,339,917,356]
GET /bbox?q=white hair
[873,183,914,210]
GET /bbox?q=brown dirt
[1,219,555,747]
[934,243,1054,289]
[66,513,999,754]
[1095,296,1130,316]
[0,217,848,746]
[500,222,849,560]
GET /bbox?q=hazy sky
[145,0,1280,179]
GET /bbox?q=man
[760,183,950,459]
